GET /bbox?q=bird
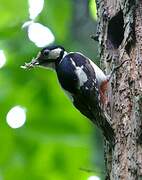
[21,45,114,145]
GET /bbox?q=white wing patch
[75,66,88,87]
[70,58,76,67]
[70,57,88,88]
[70,52,107,86]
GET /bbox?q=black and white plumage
[22,45,114,145]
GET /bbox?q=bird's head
[22,45,66,69]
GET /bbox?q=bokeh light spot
[0,50,6,68]
[88,176,101,180]
[28,22,55,47]
[6,106,26,129]
[28,0,44,20]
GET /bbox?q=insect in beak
[21,58,39,70]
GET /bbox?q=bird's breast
[56,58,79,93]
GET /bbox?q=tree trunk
[95,0,142,179]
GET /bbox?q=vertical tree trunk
[95,0,142,179]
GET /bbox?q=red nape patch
[99,80,109,105]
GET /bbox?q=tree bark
[95,0,142,179]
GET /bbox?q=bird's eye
[42,49,49,56]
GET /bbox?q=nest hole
[107,11,124,49]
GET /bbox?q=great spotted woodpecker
[21,45,115,144]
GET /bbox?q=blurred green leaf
[89,0,97,20]
[39,0,72,42]
[0,0,28,38]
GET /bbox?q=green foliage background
[0,0,104,179]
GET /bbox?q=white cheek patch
[48,48,62,59]
[75,66,88,87]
